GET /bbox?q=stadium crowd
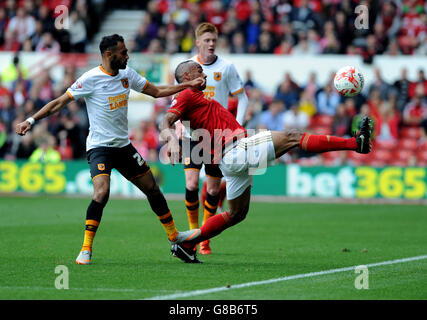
[0,0,427,167]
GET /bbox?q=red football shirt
[167,89,246,163]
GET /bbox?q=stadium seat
[372,149,393,162]
[347,151,371,165]
[389,159,409,167]
[393,149,414,165]
[374,139,396,151]
[397,138,419,151]
[416,150,427,162]
[369,159,387,167]
[310,126,332,135]
[310,114,334,127]
[400,127,421,139]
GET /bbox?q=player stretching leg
[161,61,372,263]
[15,35,205,265]
[183,22,248,255]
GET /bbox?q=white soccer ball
[333,66,364,97]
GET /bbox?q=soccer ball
[333,66,364,97]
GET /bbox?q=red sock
[300,133,357,153]
[183,211,231,248]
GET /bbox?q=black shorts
[182,139,223,178]
[87,143,150,181]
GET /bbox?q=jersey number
[133,153,145,166]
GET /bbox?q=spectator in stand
[15,130,36,159]
[275,77,299,110]
[283,102,309,131]
[230,31,247,53]
[29,133,61,163]
[292,30,319,55]
[376,92,401,141]
[6,6,35,44]
[68,10,87,52]
[274,37,293,54]
[0,7,8,47]
[205,0,227,32]
[0,29,20,51]
[257,98,285,131]
[332,103,352,137]
[384,38,402,55]
[168,0,190,26]
[319,21,340,54]
[334,10,353,54]
[0,95,15,132]
[246,11,262,53]
[256,31,275,53]
[409,69,427,99]
[290,0,319,32]
[316,83,340,116]
[369,67,391,101]
[393,67,412,112]
[35,32,60,53]
[134,24,152,52]
[403,84,427,127]
[37,5,54,34]
[298,89,316,117]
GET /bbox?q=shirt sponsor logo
[98,163,105,171]
[108,93,128,110]
[203,86,215,100]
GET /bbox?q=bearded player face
[110,42,129,70]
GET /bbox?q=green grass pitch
[0,195,426,300]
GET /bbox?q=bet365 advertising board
[1,161,426,200]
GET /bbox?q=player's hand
[15,121,32,136]
[189,76,206,90]
[167,139,182,166]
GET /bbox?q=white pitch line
[0,286,177,293]
[144,254,427,300]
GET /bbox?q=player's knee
[93,186,110,205]
[206,181,220,196]
[284,128,303,143]
[229,206,249,225]
[185,175,200,191]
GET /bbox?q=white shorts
[220,131,275,200]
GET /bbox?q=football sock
[147,190,179,242]
[183,211,231,248]
[157,211,178,242]
[202,193,220,226]
[300,133,358,153]
[185,188,200,229]
[81,200,105,252]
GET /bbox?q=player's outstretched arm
[142,77,206,98]
[15,92,72,136]
[159,112,181,165]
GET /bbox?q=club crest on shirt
[121,78,129,88]
[213,72,222,81]
[98,163,105,171]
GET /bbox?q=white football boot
[75,250,92,265]
[169,229,201,245]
